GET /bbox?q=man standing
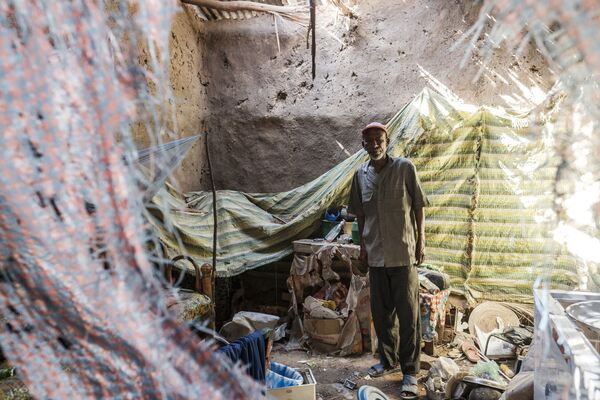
[348,122,429,399]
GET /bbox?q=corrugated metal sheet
[193,0,303,22]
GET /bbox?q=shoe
[400,374,418,399]
[367,362,399,378]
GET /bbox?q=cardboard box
[267,369,316,400]
[303,318,343,345]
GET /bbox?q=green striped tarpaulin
[150,88,580,301]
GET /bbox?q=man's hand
[415,238,425,265]
[359,246,369,269]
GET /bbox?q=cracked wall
[144,0,555,193]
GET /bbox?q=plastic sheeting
[153,88,581,301]
[0,1,262,399]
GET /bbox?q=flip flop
[400,374,418,399]
[367,363,398,378]
[461,341,481,363]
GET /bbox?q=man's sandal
[400,374,418,399]
[367,363,399,378]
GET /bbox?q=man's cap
[361,122,388,135]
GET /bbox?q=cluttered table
[292,239,360,259]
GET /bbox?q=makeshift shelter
[152,87,580,302]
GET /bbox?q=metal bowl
[566,300,600,333]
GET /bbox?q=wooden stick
[329,0,355,18]
[205,131,218,312]
[310,0,316,79]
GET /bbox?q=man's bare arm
[357,214,368,268]
[415,206,425,265]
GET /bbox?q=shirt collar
[366,155,391,172]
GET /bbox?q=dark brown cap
[361,122,388,135]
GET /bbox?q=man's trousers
[369,266,421,375]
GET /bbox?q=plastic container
[321,220,339,237]
[267,368,316,400]
[325,221,344,242]
[266,362,303,389]
[351,221,360,245]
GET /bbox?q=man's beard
[369,150,386,160]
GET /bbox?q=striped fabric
[153,88,580,301]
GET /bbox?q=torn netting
[0,1,262,398]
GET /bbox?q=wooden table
[292,239,360,260]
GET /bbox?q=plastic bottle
[325,221,344,242]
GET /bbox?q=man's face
[362,129,389,160]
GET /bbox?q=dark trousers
[370,266,421,375]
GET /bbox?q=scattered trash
[462,375,507,391]
[467,386,503,400]
[444,371,469,399]
[424,376,446,400]
[220,311,280,342]
[502,326,533,346]
[454,309,469,333]
[499,364,515,378]
[501,371,533,399]
[420,359,433,371]
[448,348,462,359]
[0,368,16,380]
[283,338,304,351]
[469,361,504,384]
[342,378,357,390]
[423,339,436,356]
[273,323,287,342]
[425,357,460,400]
[429,357,460,380]
[450,331,474,348]
[330,383,354,399]
[304,296,340,319]
[298,360,318,369]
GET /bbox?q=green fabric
[149,88,579,301]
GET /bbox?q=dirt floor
[271,344,436,400]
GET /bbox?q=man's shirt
[348,156,429,267]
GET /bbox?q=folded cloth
[266,362,303,389]
[217,331,266,382]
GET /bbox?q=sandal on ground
[461,340,481,363]
[400,374,418,399]
[367,362,398,378]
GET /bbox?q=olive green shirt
[348,156,429,267]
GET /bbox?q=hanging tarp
[150,88,580,301]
